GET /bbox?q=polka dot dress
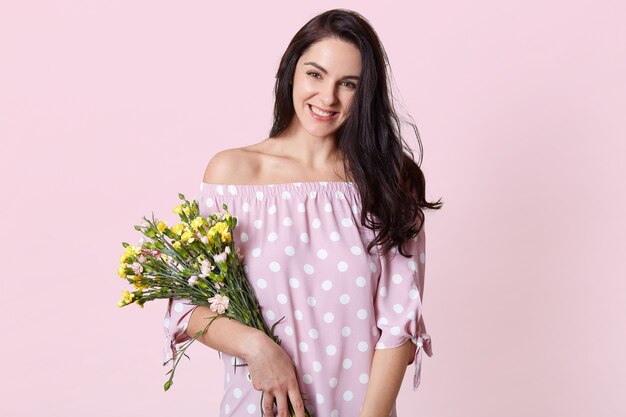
[164,181,433,417]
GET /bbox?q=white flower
[188,275,199,286]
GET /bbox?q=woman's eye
[342,81,357,89]
[307,71,321,78]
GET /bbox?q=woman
[165,8,442,417]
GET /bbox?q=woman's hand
[244,332,306,417]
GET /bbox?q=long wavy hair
[269,8,443,257]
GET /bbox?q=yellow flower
[170,223,184,236]
[118,264,127,279]
[173,205,183,215]
[180,230,194,243]
[120,245,140,263]
[183,206,191,216]
[120,290,135,305]
[190,217,204,231]
[173,241,182,250]
[208,221,231,245]
[157,221,168,233]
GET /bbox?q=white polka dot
[392,273,403,284]
[379,286,387,297]
[341,218,353,227]
[289,278,300,288]
[326,345,337,356]
[323,312,334,323]
[324,202,332,212]
[281,190,291,200]
[357,309,367,320]
[163,318,170,328]
[409,288,419,299]
[369,262,378,273]
[303,264,314,274]
[358,341,369,352]
[265,310,276,320]
[253,219,263,229]
[408,260,417,271]
[312,218,321,228]
[277,293,288,304]
[300,232,309,243]
[256,278,267,289]
[350,246,362,255]
[390,326,401,336]
[393,304,404,313]
[377,317,389,326]
[376,342,386,348]
[205,197,215,207]
[313,361,322,372]
[173,302,183,313]
[337,261,348,272]
[299,342,309,352]
[330,410,339,417]
[285,325,294,336]
[224,404,230,414]
[322,280,333,291]
[283,217,293,226]
[329,231,340,241]
[255,191,264,200]
[267,232,278,242]
[269,262,281,272]
[355,276,366,287]
[284,245,295,256]
[335,190,345,199]
[407,310,416,320]
[309,329,319,339]
[233,387,242,398]
[247,404,256,414]
[307,296,317,307]
[242,202,250,212]
[342,359,352,369]
[252,247,261,257]
[216,185,224,195]
[316,393,324,404]
[268,204,277,214]
[341,326,351,337]
[297,203,306,212]
[317,249,328,259]
[343,390,353,401]
[240,232,249,242]
[178,321,188,331]
[359,373,369,384]
[339,294,350,304]
[294,310,303,320]
[310,191,317,199]
[227,185,237,195]
[352,204,359,214]
[419,252,426,264]
[329,377,338,388]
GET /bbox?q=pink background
[1,1,625,416]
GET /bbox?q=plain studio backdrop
[1,1,624,416]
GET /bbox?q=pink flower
[188,275,199,286]
[207,294,229,314]
[214,281,224,290]
[224,246,231,254]
[213,252,227,263]
[131,262,143,274]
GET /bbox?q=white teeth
[310,105,335,117]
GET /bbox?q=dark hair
[269,8,443,257]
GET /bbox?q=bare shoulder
[202,141,268,183]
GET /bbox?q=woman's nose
[319,83,338,107]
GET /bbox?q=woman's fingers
[262,391,276,417]
[274,391,290,417]
[287,386,306,417]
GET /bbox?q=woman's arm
[185,306,307,417]
[358,340,416,417]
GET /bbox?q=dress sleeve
[373,224,433,390]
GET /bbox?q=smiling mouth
[308,104,338,118]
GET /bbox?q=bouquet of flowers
[116,193,310,416]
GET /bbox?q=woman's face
[291,37,362,139]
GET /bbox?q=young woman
[164,8,441,417]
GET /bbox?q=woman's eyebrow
[303,61,360,80]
